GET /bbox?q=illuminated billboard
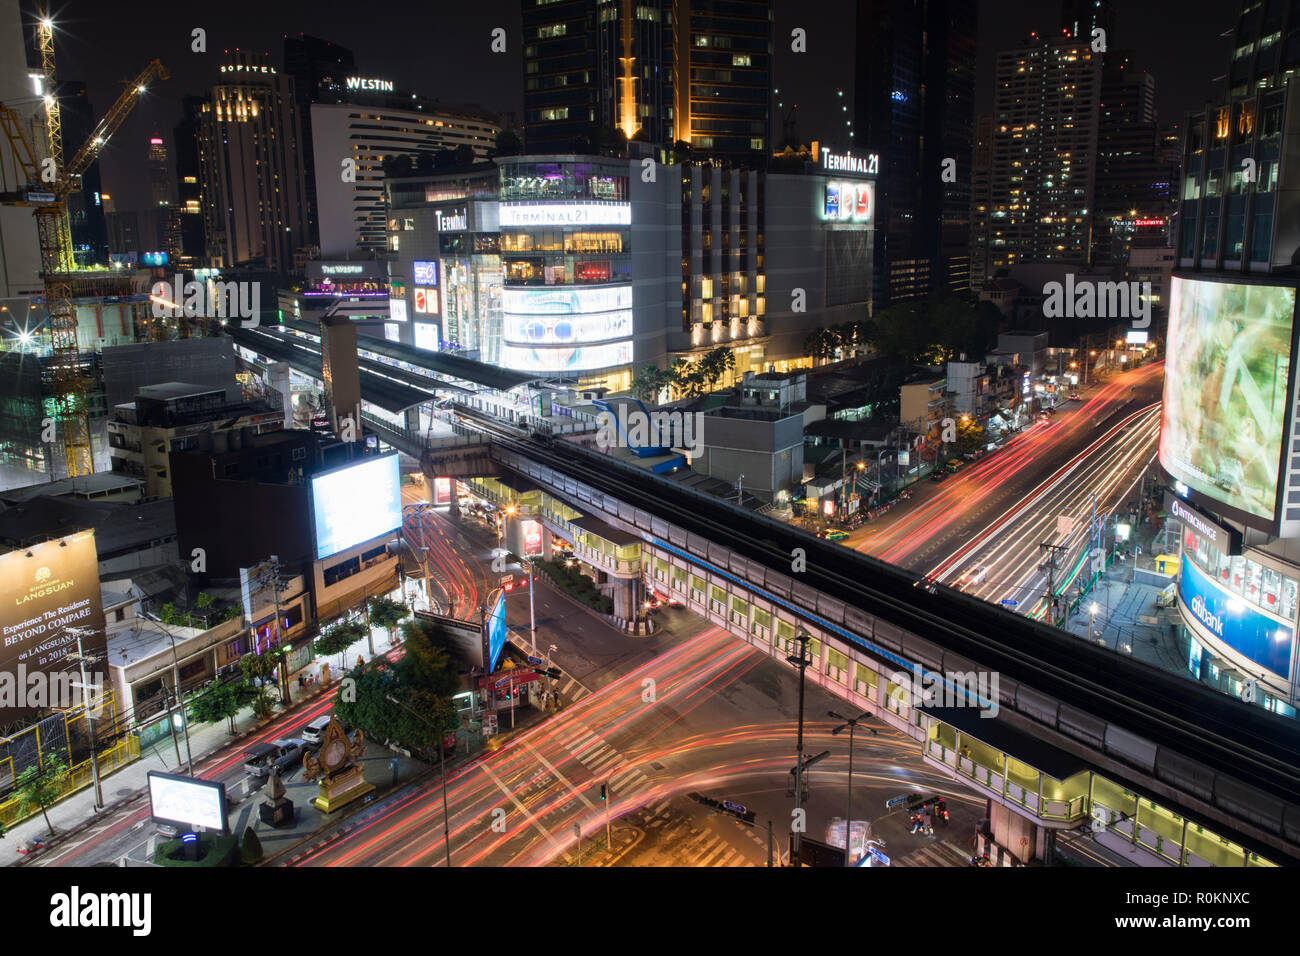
[822,182,874,223]
[1179,558,1293,677]
[504,285,631,315]
[414,287,438,315]
[499,203,631,227]
[504,310,632,345]
[389,299,408,323]
[523,519,542,556]
[486,591,506,672]
[310,454,402,560]
[1160,277,1296,526]
[500,340,633,372]
[0,530,106,724]
[413,261,438,286]
[414,321,440,352]
[148,770,229,834]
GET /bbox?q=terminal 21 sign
[820,148,879,177]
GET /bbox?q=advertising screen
[1160,277,1296,526]
[523,519,542,556]
[311,454,402,560]
[413,261,438,286]
[140,251,168,267]
[500,340,633,373]
[414,287,438,315]
[822,182,874,223]
[389,298,408,323]
[433,477,452,505]
[148,770,229,833]
[504,285,631,314]
[1179,558,1293,677]
[414,321,440,351]
[504,310,632,345]
[0,531,106,724]
[486,592,507,672]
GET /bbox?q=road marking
[479,759,565,855]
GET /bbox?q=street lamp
[386,693,453,867]
[143,608,195,777]
[829,708,875,866]
[1089,601,1100,642]
[788,626,813,863]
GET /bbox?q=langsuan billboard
[310,454,402,560]
[0,530,106,724]
[1160,277,1296,527]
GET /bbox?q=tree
[670,358,706,399]
[239,652,278,720]
[189,678,254,734]
[195,592,215,610]
[240,826,264,865]
[630,364,673,403]
[698,347,736,392]
[316,620,367,670]
[333,660,451,753]
[492,128,523,157]
[397,617,463,699]
[453,144,475,168]
[368,596,410,655]
[804,327,841,365]
[15,756,69,837]
[838,319,874,357]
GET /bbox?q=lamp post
[143,608,194,777]
[1089,601,1099,642]
[829,708,874,866]
[788,626,813,862]
[386,693,453,867]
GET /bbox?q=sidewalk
[4,623,406,863]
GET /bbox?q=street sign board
[1000,598,1019,608]
[722,800,747,816]
[794,835,846,868]
[885,794,908,810]
[527,656,542,665]
[869,846,890,866]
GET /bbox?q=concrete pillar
[267,361,293,430]
[405,406,420,432]
[503,514,524,556]
[612,576,638,622]
[320,316,361,436]
[542,533,554,561]
[448,481,460,518]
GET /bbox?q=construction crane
[0,15,168,477]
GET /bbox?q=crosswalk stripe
[572,736,606,759]
[716,848,739,867]
[555,724,593,748]
[586,751,621,774]
[652,800,671,815]
[698,839,730,867]
[687,834,723,864]
[610,767,641,789]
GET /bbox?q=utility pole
[829,708,875,866]
[1039,542,1068,621]
[66,627,104,811]
[789,627,813,862]
[387,693,453,866]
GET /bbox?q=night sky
[37,0,1233,214]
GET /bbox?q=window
[292,446,306,461]
[732,54,751,66]
[538,23,567,38]
[710,585,727,615]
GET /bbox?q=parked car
[1069,392,1080,401]
[302,717,332,745]
[244,739,309,777]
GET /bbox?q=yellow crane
[0,15,168,477]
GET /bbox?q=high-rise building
[1091,53,1172,269]
[147,130,181,258]
[284,34,355,247]
[196,50,310,272]
[173,95,206,268]
[1161,1,1300,718]
[853,0,978,308]
[672,0,772,162]
[521,0,770,163]
[981,33,1102,273]
[311,89,500,258]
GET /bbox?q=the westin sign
[346,76,394,92]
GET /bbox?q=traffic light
[599,783,607,800]
[534,667,562,680]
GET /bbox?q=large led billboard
[1160,277,1296,527]
[1179,559,1293,677]
[504,310,633,345]
[486,591,507,672]
[822,182,874,223]
[148,770,229,834]
[500,340,633,372]
[0,530,106,725]
[311,454,402,560]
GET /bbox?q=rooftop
[0,473,144,504]
[0,496,175,557]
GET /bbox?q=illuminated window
[538,23,567,38]
[733,54,751,66]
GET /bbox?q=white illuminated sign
[148,772,227,832]
[346,76,394,92]
[436,208,467,232]
[499,203,631,227]
[821,149,879,176]
[389,299,408,322]
[321,264,364,275]
[501,340,633,373]
[311,455,401,560]
[414,321,440,352]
